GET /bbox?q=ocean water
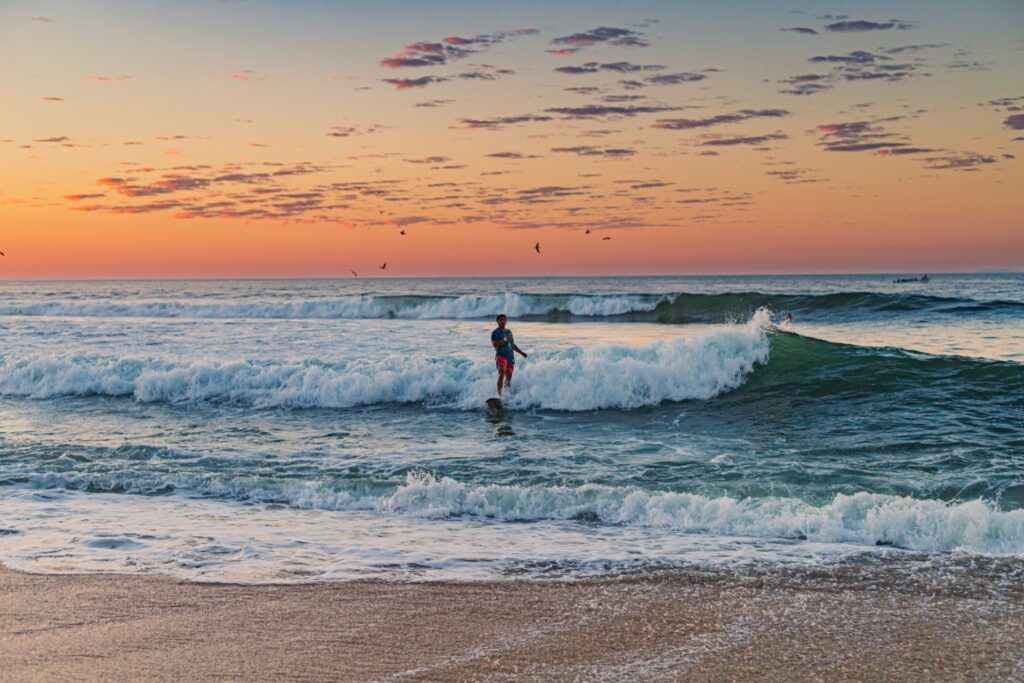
[0,275,1022,582]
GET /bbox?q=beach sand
[2,562,1022,682]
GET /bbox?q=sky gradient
[2,0,1023,278]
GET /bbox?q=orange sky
[2,1,1022,277]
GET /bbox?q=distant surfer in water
[491,314,527,397]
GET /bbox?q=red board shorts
[495,356,514,376]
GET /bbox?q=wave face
[0,311,772,410]
[0,291,1019,322]
[2,309,1021,411]
[18,471,1024,556]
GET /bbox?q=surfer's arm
[513,344,527,357]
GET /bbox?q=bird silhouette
[534,242,541,254]
[399,230,406,235]
[602,236,612,241]
[585,229,591,235]
[349,269,358,277]
[379,262,387,270]
[0,251,5,256]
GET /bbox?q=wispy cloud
[551,26,648,49]
[824,19,915,32]
[652,109,789,130]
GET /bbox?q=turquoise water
[0,275,1022,581]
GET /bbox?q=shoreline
[3,562,1022,681]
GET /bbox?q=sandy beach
[2,562,1022,682]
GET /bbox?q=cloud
[381,29,537,69]
[64,193,106,201]
[881,43,948,54]
[34,136,71,143]
[381,55,446,68]
[824,19,915,32]
[228,71,267,81]
[778,73,833,96]
[30,16,52,22]
[809,50,924,82]
[456,115,553,130]
[547,48,581,56]
[645,72,706,85]
[923,152,996,170]
[404,156,450,164]
[810,50,884,64]
[652,109,789,130]
[781,27,818,35]
[40,96,64,102]
[701,133,788,146]
[485,152,540,159]
[551,27,648,48]
[544,104,679,118]
[1004,114,1024,130]
[84,75,130,83]
[326,124,383,137]
[550,146,635,157]
[383,76,449,90]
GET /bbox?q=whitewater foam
[0,310,771,410]
[0,293,667,321]
[19,471,1024,556]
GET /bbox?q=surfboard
[485,397,505,414]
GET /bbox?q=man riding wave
[491,314,527,397]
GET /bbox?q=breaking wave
[19,471,1024,556]
[0,311,772,411]
[0,291,1018,322]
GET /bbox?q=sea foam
[0,310,771,410]
[21,470,1024,556]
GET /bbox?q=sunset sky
[2,0,1022,278]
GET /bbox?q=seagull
[585,229,591,235]
[602,236,612,241]
[534,242,541,254]
[379,262,387,270]
[349,269,358,277]
[0,251,5,256]
[399,230,406,235]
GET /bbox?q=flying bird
[602,236,612,241]
[585,229,591,235]
[400,230,406,235]
[534,242,541,254]
[349,269,358,277]
[379,261,387,270]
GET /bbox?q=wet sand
[2,563,1022,682]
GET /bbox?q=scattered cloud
[544,104,679,119]
[30,16,51,22]
[40,96,64,102]
[384,76,449,90]
[84,75,131,83]
[485,152,540,159]
[414,99,454,108]
[923,152,996,170]
[380,29,537,69]
[551,26,648,49]
[824,19,915,32]
[1004,114,1024,130]
[404,155,450,164]
[701,133,788,146]
[778,73,832,96]
[550,146,635,157]
[652,109,789,130]
[781,27,818,35]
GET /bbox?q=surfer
[491,314,527,397]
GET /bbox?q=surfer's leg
[496,357,506,396]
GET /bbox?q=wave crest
[0,311,771,410]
